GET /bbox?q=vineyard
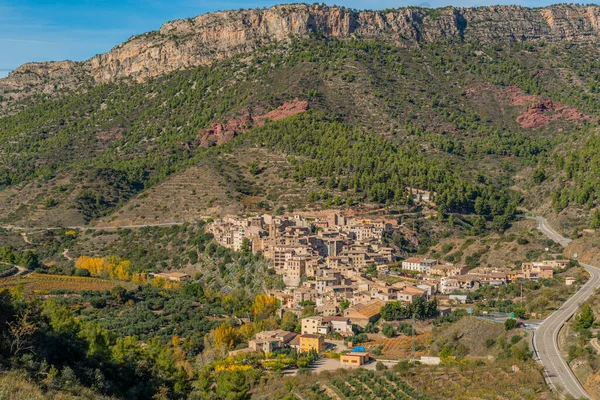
[329,370,432,400]
[0,273,136,293]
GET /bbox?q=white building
[401,257,437,274]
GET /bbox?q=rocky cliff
[3,4,600,110]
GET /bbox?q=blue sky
[0,0,590,78]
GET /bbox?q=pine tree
[591,209,600,229]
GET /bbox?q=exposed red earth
[199,99,309,147]
[505,85,591,129]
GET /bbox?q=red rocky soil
[198,99,309,147]
[516,98,590,129]
[505,85,592,129]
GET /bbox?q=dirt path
[4,221,186,233]
[21,232,32,244]
[62,249,73,261]
[591,338,600,354]
[0,263,29,278]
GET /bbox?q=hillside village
[5,2,600,398]
[206,212,573,361]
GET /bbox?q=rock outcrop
[198,99,309,147]
[516,98,592,129]
[3,4,600,109]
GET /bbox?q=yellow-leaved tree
[75,256,133,282]
[252,294,278,322]
[75,256,106,276]
[105,257,131,280]
[237,323,255,342]
[213,322,237,350]
[131,272,148,284]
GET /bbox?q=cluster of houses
[207,213,574,367]
[207,212,397,288]
[401,257,568,294]
[207,213,570,323]
[247,316,370,366]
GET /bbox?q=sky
[0,0,594,78]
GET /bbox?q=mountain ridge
[3,3,600,111]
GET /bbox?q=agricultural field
[328,369,431,400]
[364,333,433,360]
[0,273,136,294]
[407,361,553,399]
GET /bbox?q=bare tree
[8,308,37,356]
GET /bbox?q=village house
[401,257,438,274]
[440,275,479,294]
[521,262,554,280]
[292,287,317,307]
[323,316,354,334]
[316,304,338,316]
[429,264,469,277]
[301,316,330,335]
[282,256,306,287]
[344,299,384,327]
[340,351,370,366]
[397,286,427,303]
[249,330,297,353]
[297,334,325,353]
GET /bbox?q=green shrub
[504,318,518,331]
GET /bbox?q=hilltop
[0,3,599,235]
[4,4,600,111]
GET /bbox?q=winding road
[530,216,600,400]
[2,215,598,398]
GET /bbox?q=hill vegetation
[1,36,599,231]
[2,4,600,399]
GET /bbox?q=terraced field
[0,273,136,293]
[97,164,242,226]
[364,333,433,360]
[0,175,87,228]
[328,370,431,400]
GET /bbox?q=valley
[1,3,600,400]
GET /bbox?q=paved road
[531,216,599,399]
[534,263,600,399]
[525,215,573,248]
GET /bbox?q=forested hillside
[1,4,600,400]
[1,32,599,230]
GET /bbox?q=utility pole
[411,312,415,361]
[519,281,524,316]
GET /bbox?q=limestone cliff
[3,4,600,110]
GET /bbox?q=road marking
[529,215,595,399]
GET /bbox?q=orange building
[298,334,325,353]
[340,352,370,366]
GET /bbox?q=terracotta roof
[349,300,384,318]
[322,316,350,323]
[400,286,426,295]
[300,334,322,339]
